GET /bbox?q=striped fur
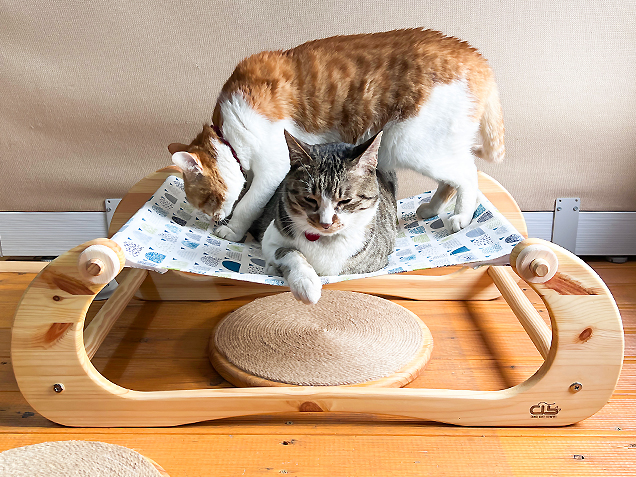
[253,132,396,304]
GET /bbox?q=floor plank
[1,258,635,475]
[0,433,634,477]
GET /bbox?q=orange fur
[172,125,228,213]
[215,29,501,145]
[174,29,505,238]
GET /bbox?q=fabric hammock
[112,175,524,286]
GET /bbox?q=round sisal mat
[210,290,433,387]
[0,440,168,476]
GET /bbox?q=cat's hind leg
[445,163,479,233]
[383,80,482,232]
[416,182,456,220]
[415,162,479,233]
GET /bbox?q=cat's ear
[168,143,189,154]
[172,151,203,175]
[352,131,383,173]
[284,130,312,166]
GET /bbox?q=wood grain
[8,236,624,427]
[0,432,634,477]
[488,266,552,358]
[1,173,633,475]
[84,268,148,359]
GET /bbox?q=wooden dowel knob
[530,258,550,278]
[510,241,559,283]
[86,258,105,277]
[77,244,122,285]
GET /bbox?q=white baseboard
[521,212,636,256]
[573,212,636,255]
[0,210,634,257]
[0,212,108,256]
[522,212,554,242]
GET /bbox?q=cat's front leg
[215,168,288,242]
[214,194,264,241]
[275,247,322,305]
[262,224,322,304]
[214,224,245,242]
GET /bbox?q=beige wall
[1,1,635,212]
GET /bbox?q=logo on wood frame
[530,401,560,418]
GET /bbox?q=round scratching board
[0,441,168,476]
[210,290,433,387]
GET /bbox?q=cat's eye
[304,196,317,204]
[337,198,352,206]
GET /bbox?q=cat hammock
[11,167,624,427]
[108,173,525,288]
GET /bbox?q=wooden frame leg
[84,268,148,359]
[11,238,623,427]
[488,266,552,359]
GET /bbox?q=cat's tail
[473,84,505,163]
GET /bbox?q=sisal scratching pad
[210,290,433,387]
[0,441,168,476]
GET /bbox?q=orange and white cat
[169,28,504,241]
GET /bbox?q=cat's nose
[320,222,332,229]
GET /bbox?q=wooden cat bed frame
[11,169,624,427]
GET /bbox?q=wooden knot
[578,327,593,342]
[299,401,323,412]
[86,258,105,276]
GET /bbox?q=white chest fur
[262,222,370,276]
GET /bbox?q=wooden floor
[1,259,634,476]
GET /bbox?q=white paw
[448,213,472,233]
[288,267,322,305]
[416,202,439,220]
[264,263,280,276]
[214,224,244,242]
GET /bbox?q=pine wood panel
[1,257,634,475]
[1,386,634,433]
[7,244,625,428]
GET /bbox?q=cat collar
[212,125,243,174]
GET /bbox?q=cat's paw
[264,263,281,276]
[448,213,472,233]
[416,202,440,220]
[288,267,322,305]
[214,224,244,242]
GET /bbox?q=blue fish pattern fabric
[111,176,524,286]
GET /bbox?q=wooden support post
[84,268,148,359]
[488,266,552,359]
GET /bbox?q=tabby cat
[169,28,504,241]
[250,131,396,304]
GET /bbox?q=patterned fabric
[112,176,524,286]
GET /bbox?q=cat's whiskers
[278,221,299,237]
